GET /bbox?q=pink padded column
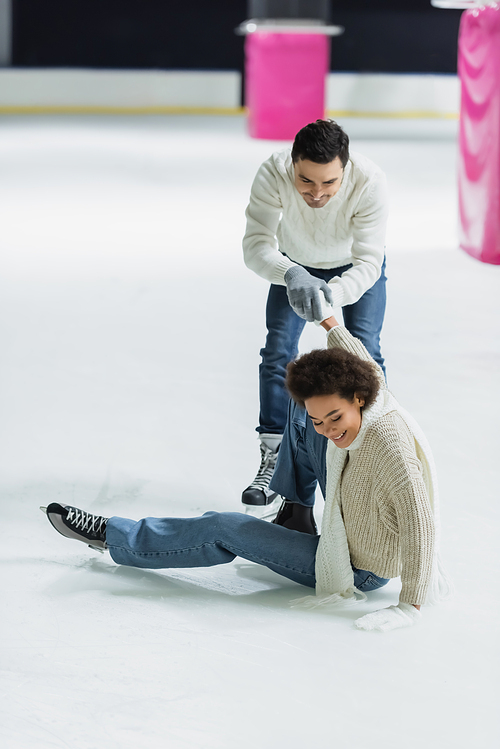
[245,33,329,140]
[458,4,500,265]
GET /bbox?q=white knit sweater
[243,148,389,308]
[306,326,452,608]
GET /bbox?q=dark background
[11,0,462,74]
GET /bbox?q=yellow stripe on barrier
[0,105,246,115]
[0,105,458,119]
[327,109,459,119]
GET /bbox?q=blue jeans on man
[258,258,387,435]
[269,397,328,508]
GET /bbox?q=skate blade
[244,496,282,521]
[39,506,47,514]
[88,544,105,554]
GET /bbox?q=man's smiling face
[293,157,345,208]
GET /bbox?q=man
[241,119,388,512]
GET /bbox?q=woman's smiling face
[304,392,365,448]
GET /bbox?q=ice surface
[0,115,499,749]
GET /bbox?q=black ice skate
[272,500,318,535]
[242,438,281,518]
[40,503,109,552]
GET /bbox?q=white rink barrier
[0,69,459,119]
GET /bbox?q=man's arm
[242,158,297,285]
[327,173,389,309]
[243,158,335,322]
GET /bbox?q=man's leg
[342,257,387,376]
[269,261,386,524]
[269,398,328,534]
[270,398,327,506]
[261,265,350,523]
[107,511,319,588]
[258,284,306,435]
[244,261,386,515]
[242,284,306,510]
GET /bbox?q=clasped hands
[284,266,334,323]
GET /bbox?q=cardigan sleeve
[373,417,435,606]
[385,454,435,605]
[326,325,386,391]
[242,157,298,285]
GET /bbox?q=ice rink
[1,114,499,749]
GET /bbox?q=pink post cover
[245,33,329,140]
[458,4,500,264]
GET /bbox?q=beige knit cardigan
[295,326,452,609]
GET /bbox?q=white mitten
[313,290,335,326]
[354,603,421,632]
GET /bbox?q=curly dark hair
[285,347,380,409]
[291,119,349,168]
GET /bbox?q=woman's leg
[106,511,319,588]
[353,566,390,592]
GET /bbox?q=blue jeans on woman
[106,511,389,592]
[258,258,387,435]
[106,390,389,591]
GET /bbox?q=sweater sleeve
[242,158,297,285]
[381,442,435,605]
[326,325,386,392]
[327,172,389,308]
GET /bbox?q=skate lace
[249,443,279,490]
[67,507,107,535]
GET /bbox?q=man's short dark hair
[285,347,380,409]
[291,119,350,168]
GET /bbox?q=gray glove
[284,266,334,322]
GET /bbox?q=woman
[41,313,451,632]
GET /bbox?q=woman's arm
[376,420,435,607]
[320,315,387,391]
[355,447,433,632]
[319,314,340,331]
[321,316,423,615]
[391,473,435,607]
